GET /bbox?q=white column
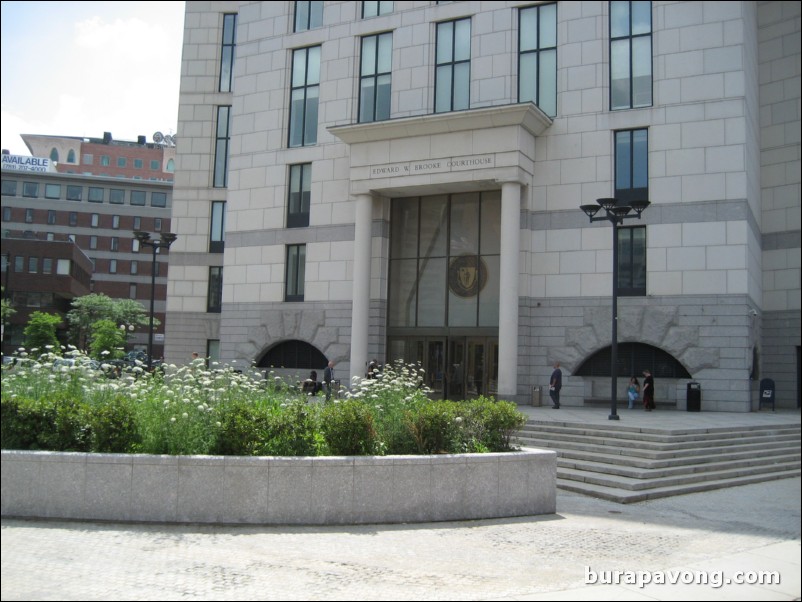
[498,181,521,398]
[350,193,373,385]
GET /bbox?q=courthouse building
[165,1,800,409]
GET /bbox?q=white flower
[182,412,189,419]
[170,417,177,423]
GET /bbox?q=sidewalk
[2,475,799,600]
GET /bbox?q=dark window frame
[210,201,226,253]
[207,266,224,313]
[518,3,557,117]
[214,105,232,187]
[609,0,653,110]
[435,18,471,113]
[294,1,323,32]
[219,13,237,92]
[288,46,321,147]
[287,164,311,228]
[285,244,306,302]
[359,32,393,123]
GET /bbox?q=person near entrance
[323,361,335,401]
[549,361,562,409]
[642,369,655,411]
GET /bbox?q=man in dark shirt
[550,361,562,409]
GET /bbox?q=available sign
[1,154,56,173]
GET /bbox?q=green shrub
[460,397,527,452]
[322,399,377,455]
[0,393,89,451]
[87,394,140,453]
[259,401,323,457]
[212,399,274,456]
[404,400,459,454]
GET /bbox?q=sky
[1,1,186,156]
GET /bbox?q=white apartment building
[166,1,800,410]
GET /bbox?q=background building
[1,133,174,356]
[166,1,800,410]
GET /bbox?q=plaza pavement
[1,407,800,601]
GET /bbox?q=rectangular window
[519,3,557,117]
[214,105,231,187]
[42,258,53,274]
[435,19,471,113]
[207,339,221,365]
[66,185,82,201]
[69,212,78,227]
[359,32,392,123]
[133,216,142,230]
[109,259,118,274]
[289,46,320,147]
[129,283,137,299]
[89,235,98,250]
[219,13,237,92]
[28,257,38,274]
[287,164,311,228]
[130,190,146,206]
[112,215,120,229]
[614,128,648,205]
[210,201,226,253]
[132,239,140,253]
[134,159,143,169]
[150,160,160,170]
[23,182,39,197]
[91,213,100,228]
[617,226,646,295]
[151,192,167,207]
[131,260,138,275]
[294,1,323,32]
[110,189,125,204]
[610,0,652,110]
[47,210,57,225]
[101,155,110,167]
[25,208,34,223]
[57,259,70,275]
[362,1,393,18]
[46,232,55,241]
[2,180,17,195]
[14,256,24,273]
[45,183,61,199]
[208,266,223,313]
[285,244,306,302]
[154,217,162,231]
[110,237,119,252]
[88,187,104,202]
[2,207,10,221]
[117,157,127,168]
[83,154,93,165]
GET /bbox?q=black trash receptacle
[687,382,701,412]
[759,378,776,411]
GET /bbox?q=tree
[23,312,62,354]
[66,294,154,350]
[88,319,126,360]
[1,287,15,325]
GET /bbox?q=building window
[219,13,237,92]
[50,148,59,161]
[610,0,652,110]
[109,259,118,274]
[617,226,646,296]
[289,46,320,147]
[57,259,70,275]
[362,1,393,18]
[166,159,175,173]
[129,283,137,299]
[154,218,162,231]
[110,237,119,252]
[151,192,167,207]
[47,210,57,225]
[28,257,38,274]
[2,207,11,221]
[130,190,146,206]
[67,149,76,163]
[133,216,142,230]
[359,32,392,123]
[88,187,104,202]
[287,164,311,228]
[110,189,125,204]
[117,157,127,168]
[285,244,306,302]
[614,128,648,205]
[131,260,138,275]
[83,154,93,165]
[214,105,231,188]
[1,180,16,196]
[435,18,471,113]
[294,1,323,32]
[207,339,221,366]
[210,201,226,253]
[150,160,160,170]
[519,3,557,117]
[25,209,34,223]
[134,159,143,169]
[112,215,120,229]
[23,182,38,197]
[208,266,223,313]
[101,155,110,167]
[91,214,100,228]
[45,183,61,199]
[89,235,98,250]
[46,232,55,241]
[132,239,140,253]
[42,258,53,274]
[66,185,82,201]
[14,256,24,273]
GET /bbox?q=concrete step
[522,420,801,438]
[556,468,802,504]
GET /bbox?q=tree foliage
[23,312,62,354]
[88,319,126,360]
[66,294,154,349]
[0,287,15,324]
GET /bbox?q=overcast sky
[1,1,185,156]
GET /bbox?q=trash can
[687,382,701,412]
[531,386,542,407]
[759,378,775,411]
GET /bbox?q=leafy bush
[404,400,459,454]
[0,393,89,451]
[322,399,377,455]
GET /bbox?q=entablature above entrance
[328,104,551,198]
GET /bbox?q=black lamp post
[579,198,650,420]
[133,231,177,370]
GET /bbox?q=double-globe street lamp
[133,231,177,371]
[579,198,650,420]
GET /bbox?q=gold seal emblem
[448,255,487,298]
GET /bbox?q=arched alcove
[256,339,328,370]
[575,342,691,379]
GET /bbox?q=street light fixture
[579,197,650,420]
[133,231,177,371]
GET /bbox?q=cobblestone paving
[3,477,799,601]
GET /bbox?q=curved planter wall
[1,448,556,525]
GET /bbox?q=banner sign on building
[1,154,56,173]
